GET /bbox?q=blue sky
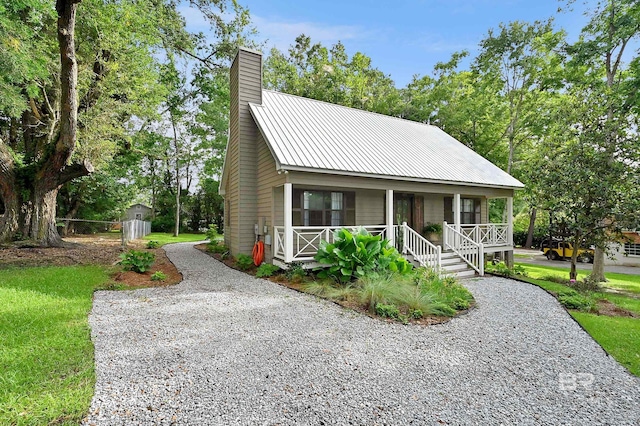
[184,0,592,87]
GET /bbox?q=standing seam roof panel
[251,90,524,189]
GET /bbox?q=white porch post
[284,183,293,263]
[386,189,394,247]
[507,196,514,246]
[505,196,514,268]
[453,193,461,232]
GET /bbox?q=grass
[516,262,640,295]
[571,312,640,376]
[143,232,206,246]
[0,266,111,425]
[512,263,640,376]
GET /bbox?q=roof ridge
[261,89,437,130]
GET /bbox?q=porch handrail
[401,222,441,271]
[459,223,511,247]
[443,222,484,275]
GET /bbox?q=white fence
[121,219,152,244]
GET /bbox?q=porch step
[408,251,477,280]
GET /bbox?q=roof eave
[279,165,525,191]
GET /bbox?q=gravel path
[85,243,640,425]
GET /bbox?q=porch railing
[273,225,388,262]
[459,223,511,247]
[443,222,484,275]
[400,222,441,271]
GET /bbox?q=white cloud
[252,15,374,52]
[408,33,479,54]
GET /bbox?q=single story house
[220,48,524,277]
[124,203,152,221]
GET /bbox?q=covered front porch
[269,182,514,276]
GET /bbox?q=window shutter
[414,195,424,232]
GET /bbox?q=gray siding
[423,193,444,225]
[256,132,285,261]
[355,189,384,225]
[225,48,263,255]
[273,186,284,227]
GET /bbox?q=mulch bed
[0,236,182,289]
[112,248,183,288]
[194,243,456,326]
[597,299,639,318]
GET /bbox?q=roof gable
[249,90,523,189]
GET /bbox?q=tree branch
[58,159,94,185]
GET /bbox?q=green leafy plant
[118,250,155,273]
[410,309,424,319]
[150,271,167,281]
[286,262,306,282]
[314,227,412,283]
[146,240,160,249]
[205,224,219,241]
[375,303,400,319]
[485,261,528,277]
[422,223,442,235]
[558,293,596,311]
[207,241,229,254]
[235,254,254,271]
[256,263,281,278]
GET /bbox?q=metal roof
[249,90,524,189]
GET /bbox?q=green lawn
[571,312,640,376]
[516,262,640,294]
[514,263,640,376]
[0,266,110,425]
[143,232,207,246]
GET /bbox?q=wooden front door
[394,194,414,227]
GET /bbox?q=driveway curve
[85,242,640,425]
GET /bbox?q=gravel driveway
[85,243,640,425]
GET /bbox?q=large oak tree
[0,0,249,245]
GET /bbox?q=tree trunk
[29,185,63,246]
[524,207,537,249]
[591,247,606,282]
[174,181,180,237]
[0,142,18,242]
[0,188,19,243]
[570,233,581,281]
[570,248,578,281]
[62,197,82,237]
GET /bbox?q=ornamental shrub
[146,240,160,249]
[256,263,281,278]
[314,227,412,283]
[236,254,254,271]
[119,250,155,273]
[207,241,229,255]
[150,271,167,281]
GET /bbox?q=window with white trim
[624,243,640,256]
[292,189,355,226]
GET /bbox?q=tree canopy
[1,0,638,284]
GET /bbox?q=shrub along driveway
[85,243,640,425]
